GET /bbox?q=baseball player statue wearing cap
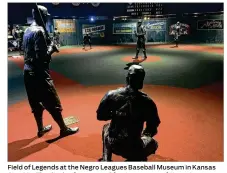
[133,20,147,60]
[97,65,160,161]
[174,21,181,47]
[53,27,60,47]
[83,33,92,50]
[14,25,24,55]
[23,5,79,138]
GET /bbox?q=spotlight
[90,17,94,22]
[144,17,147,20]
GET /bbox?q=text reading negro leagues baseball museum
[8,164,216,172]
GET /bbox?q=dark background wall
[8,3,223,45]
[77,20,113,45]
[53,14,223,46]
[165,15,223,43]
[111,19,167,44]
[163,3,223,15]
[8,3,223,25]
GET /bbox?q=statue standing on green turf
[83,32,92,49]
[97,65,160,161]
[174,21,181,47]
[53,27,60,47]
[133,20,147,60]
[13,25,24,55]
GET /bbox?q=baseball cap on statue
[138,19,142,23]
[128,65,145,76]
[127,65,145,89]
[37,5,50,16]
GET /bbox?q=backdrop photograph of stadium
[8,2,223,162]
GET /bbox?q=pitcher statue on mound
[133,20,147,60]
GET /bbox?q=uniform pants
[101,123,158,161]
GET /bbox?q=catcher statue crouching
[97,65,160,161]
